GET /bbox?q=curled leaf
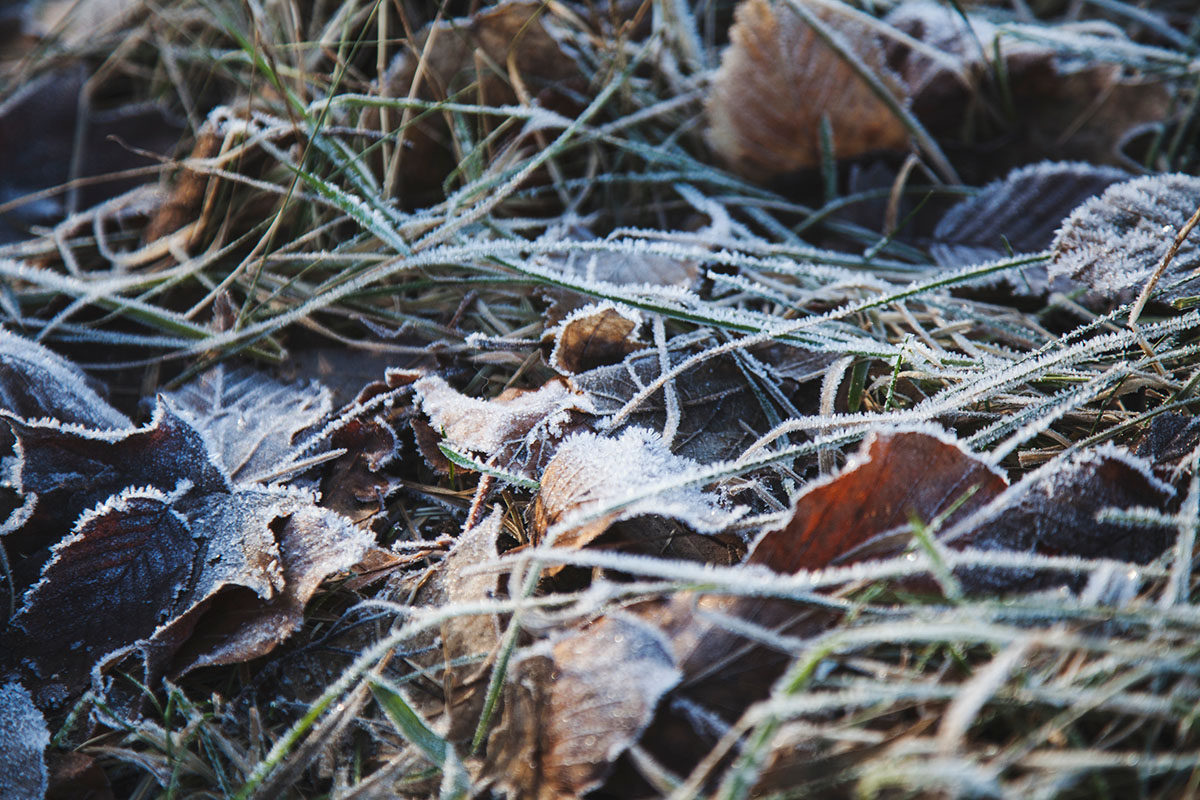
[414,375,593,479]
[548,302,647,375]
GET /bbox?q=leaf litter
[1,0,1200,797]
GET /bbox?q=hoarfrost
[0,682,48,800]
[533,427,745,554]
[414,375,594,478]
[930,162,1129,287]
[0,326,129,430]
[1049,174,1200,303]
[943,444,1176,593]
[165,365,333,485]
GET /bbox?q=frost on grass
[1049,174,1200,303]
[708,0,910,179]
[0,682,48,800]
[930,161,1128,282]
[414,375,594,479]
[0,326,129,430]
[532,427,746,563]
[165,365,333,485]
[484,613,680,800]
[943,444,1176,593]
[396,507,506,743]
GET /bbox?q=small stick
[1127,200,1200,377]
[1128,200,1200,329]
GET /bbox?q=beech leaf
[708,0,910,179]
[485,614,680,800]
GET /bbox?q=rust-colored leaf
[708,0,910,179]
[749,427,1007,572]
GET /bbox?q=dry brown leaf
[708,0,911,179]
[547,302,647,375]
[531,427,745,561]
[414,375,594,479]
[484,614,680,800]
[369,1,582,200]
[885,2,1172,171]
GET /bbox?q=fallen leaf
[46,751,115,800]
[0,327,130,430]
[930,161,1129,273]
[414,375,594,480]
[943,444,1176,593]
[748,427,1008,573]
[0,682,49,800]
[531,427,745,561]
[484,613,680,800]
[708,0,910,179]
[402,507,506,743]
[165,366,333,485]
[547,302,647,375]
[320,417,399,528]
[571,345,778,465]
[885,2,1172,172]
[1048,173,1200,304]
[0,389,372,705]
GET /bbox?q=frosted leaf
[547,302,647,375]
[165,365,333,485]
[931,162,1129,281]
[708,0,910,179]
[404,508,505,743]
[484,614,680,799]
[1,401,227,599]
[0,682,48,800]
[572,345,774,465]
[414,375,594,479]
[2,487,195,705]
[531,427,745,560]
[1048,174,1200,303]
[885,2,1171,166]
[319,417,400,528]
[159,501,372,676]
[749,427,1007,573]
[943,444,1176,593]
[0,326,129,430]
